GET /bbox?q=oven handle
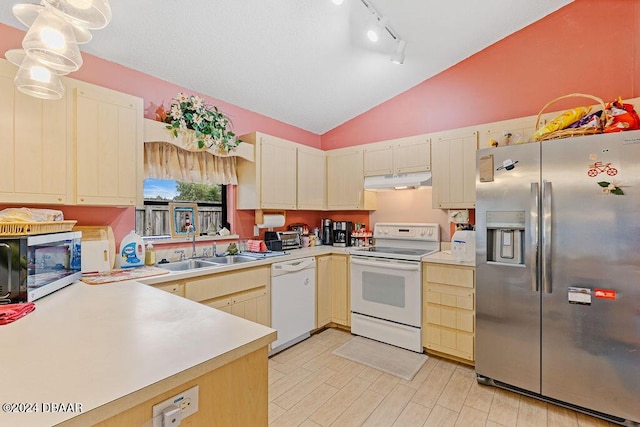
[350,257,420,271]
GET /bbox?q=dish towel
[0,302,36,325]
[247,239,267,252]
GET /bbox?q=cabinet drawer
[185,266,270,302]
[426,283,473,310]
[424,324,474,361]
[426,304,474,333]
[425,264,474,288]
[154,282,185,297]
[202,296,232,309]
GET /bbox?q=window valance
[144,141,238,185]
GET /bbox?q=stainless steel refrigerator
[475,130,640,425]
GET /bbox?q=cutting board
[73,225,116,270]
[81,266,170,285]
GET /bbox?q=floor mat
[333,336,428,380]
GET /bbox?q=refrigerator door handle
[542,181,552,294]
[530,182,539,292]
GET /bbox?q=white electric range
[349,223,440,352]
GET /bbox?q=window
[136,178,228,238]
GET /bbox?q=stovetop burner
[350,223,441,261]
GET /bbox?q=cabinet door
[260,135,297,209]
[75,85,143,206]
[0,60,69,204]
[297,145,326,210]
[431,131,477,209]
[154,281,185,297]
[316,256,333,328]
[363,144,393,176]
[331,255,350,326]
[394,136,431,173]
[326,148,375,210]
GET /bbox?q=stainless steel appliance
[270,257,316,355]
[475,131,640,425]
[275,231,301,249]
[320,218,332,246]
[332,221,352,247]
[0,231,82,304]
[350,223,440,352]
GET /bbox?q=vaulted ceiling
[0,0,573,134]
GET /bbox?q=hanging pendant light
[7,49,65,100]
[12,3,93,44]
[22,7,83,73]
[42,0,112,30]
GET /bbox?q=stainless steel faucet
[186,224,197,258]
[174,249,186,261]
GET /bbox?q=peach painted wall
[321,0,640,149]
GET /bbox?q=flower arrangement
[159,93,241,152]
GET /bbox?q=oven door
[350,255,422,327]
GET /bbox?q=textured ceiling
[0,0,573,134]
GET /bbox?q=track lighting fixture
[359,0,407,64]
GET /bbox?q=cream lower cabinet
[74,84,143,206]
[326,147,376,210]
[0,60,70,204]
[185,266,271,327]
[423,263,475,363]
[431,130,478,209]
[316,254,350,328]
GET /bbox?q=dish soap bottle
[120,230,145,268]
[145,242,156,266]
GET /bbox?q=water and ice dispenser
[486,211,525,265]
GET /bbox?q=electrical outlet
[152,385,199,427]
[253,225,259,237]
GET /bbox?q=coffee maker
[332,221,353,247]
[320,219,333,246]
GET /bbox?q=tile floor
[268,328,618,427]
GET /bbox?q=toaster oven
[276,231,301,249]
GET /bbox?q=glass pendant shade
[12,3,93,44]
[22,8,83,73]
[43,0,112,30]
[13,53,64,100]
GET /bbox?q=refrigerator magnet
[568,287,592,305]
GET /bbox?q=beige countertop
[422,250,476,267]
[0,280,276,427]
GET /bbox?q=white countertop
[0,280,275,426]
[422,250,476,267]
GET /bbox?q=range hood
[363,172,432,190]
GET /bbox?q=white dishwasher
[270,257,316,356]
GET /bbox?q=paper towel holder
[255,209,286,230]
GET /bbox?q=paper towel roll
[257,214,285,229]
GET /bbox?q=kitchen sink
[202,255,256,265]
[158,259,220,272]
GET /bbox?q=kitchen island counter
[0,280,276,426]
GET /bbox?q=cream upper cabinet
[0,60,70,204]
[363,144,394,176]
[237,132,297,210]
[431,130,478,209]
[393,135,431,173]
[326,147,376,210]
[74,83,143,206]
[363,135,431,177]
[297,145,326,210]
